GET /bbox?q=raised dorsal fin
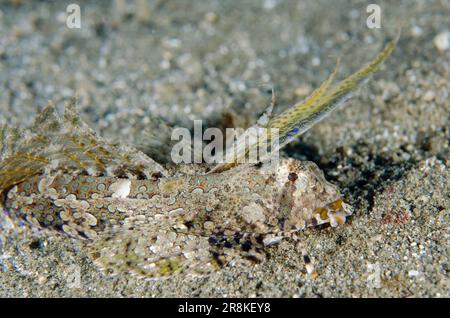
[211,33,399,173]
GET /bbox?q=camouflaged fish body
[0,37,397,278]
[4,159,348,277]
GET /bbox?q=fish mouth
[308,198,353,228]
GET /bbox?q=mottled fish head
[273,158,352,231]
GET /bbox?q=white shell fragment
[110,179,131,198]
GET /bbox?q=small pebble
[295,85,311,97]
[423,90,435,102]
[433,32,450,52]
[410,25,423,37]
[408,270,420,277]
[204,12,219,24]
[38,275,48,285]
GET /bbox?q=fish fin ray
[211,35,398,173]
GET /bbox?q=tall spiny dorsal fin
[268,33,399,146]
[210,33,399,173]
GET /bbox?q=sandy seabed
[0,0,448,297]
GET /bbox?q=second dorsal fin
[0,97,167,206]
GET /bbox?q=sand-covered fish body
[4,159,350,277]
[0,36,397,278]
[5,160,350,238]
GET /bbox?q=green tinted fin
[269,34,398,147]
[211,34,398,173]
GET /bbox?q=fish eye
[288,172,298,182]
